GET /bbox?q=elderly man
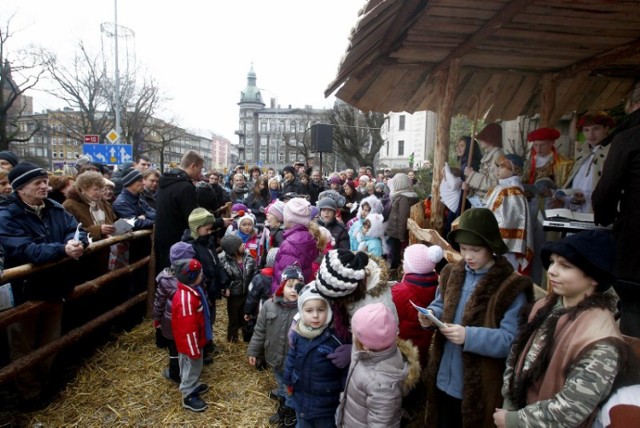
[0,162,88,407]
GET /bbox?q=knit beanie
[351,303,398,351]
[389,173,411,194]
[121,168,143,187]
[318,189,346,208]
[297,283,333,326]
[172,258,202,286]
[447,208,508,255]
[265,248,279,268]
[221,234,243,256]
[0,150,19,167]
[267,200,285,222]
[315,249,369,298]
[232,203,248,214]
[403,244,444,275]
[316,197,337,212]
[284,197,312,227]
[8,162,48,190]
[237,213,255,228]
[169,241,196,263]
[541,230,615,292]
[359,175,370,184]
[188,207,215,239]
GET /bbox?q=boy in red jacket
[171,258,209,412]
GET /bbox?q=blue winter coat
[0,194,88,303]
[283,327,346,420]
[112,189,156,230]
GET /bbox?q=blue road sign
[83,144,133,165]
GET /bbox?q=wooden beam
[431,58,461,232]
[378,0,428,54]
[430,0,533,76]
[554,37,640,81]
[540,73,556,127]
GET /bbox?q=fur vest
[426,257,533,428]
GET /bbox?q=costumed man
[552,112,614,214]
[483,154,534,274]
[522,127,574,193]
[464,122,504,199]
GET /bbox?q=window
[398,140,405,156]
[399,115,405,131]
[260,121,267,132]
[290,122,296,132]
[386,141,389,156]
[53,152,58,158]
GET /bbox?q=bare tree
[0,16,46,150]
[41,41,111,141]
[282,113,317,164]
[326,101,385,171]
[141,117,185,171]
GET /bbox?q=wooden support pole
[540,74,556,128]
[0,292,147,385]
[430,58,461,232]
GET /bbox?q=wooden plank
[554,38,640,80]
[495,27,634,45]
[540,74,556,127]
[485,75,526,121]
[548,71,592,125]
[501,75,540,120]
[511,13,640,31]
[379,0,429,54]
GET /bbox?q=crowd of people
[1,81,640,426]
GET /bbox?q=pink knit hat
[284,197,312,227]
[267,200,285,222]
[351,303,398,351]
[403,244,444,275]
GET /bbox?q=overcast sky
[3,0,364,142]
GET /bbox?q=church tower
[237,64,264,163]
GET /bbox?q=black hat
[541,230,615,292]
[282,192,300,201]
[8,162,48,190]
[0,151,19,167]
[447,208,508,255]
[121,169,143,187]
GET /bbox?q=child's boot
[282,406,297,427]
[268,397,285,425]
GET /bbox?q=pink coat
[271,224,319,293]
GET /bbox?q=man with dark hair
[155,151,230,273]
[0,162,88,407]
[134,154,151,172]
[142,168,160,209]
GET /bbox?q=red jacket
[392,272,439,368]
[171,282,207,359]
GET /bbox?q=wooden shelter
[326,0,640,229]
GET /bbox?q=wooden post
[430,58,461,232]
[540,73,556,127]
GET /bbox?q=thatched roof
[326,0,640,123]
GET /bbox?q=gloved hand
[327,344,352,368]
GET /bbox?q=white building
[379,111,437,170]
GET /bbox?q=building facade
[379,110,437,170]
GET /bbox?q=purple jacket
[271,224,319,293]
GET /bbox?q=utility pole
[113,0,121,138]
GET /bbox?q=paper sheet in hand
[410,300,446,329]
[113,218,135,235]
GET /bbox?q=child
[284,284,346,427]
[220,234,256,343]
[348,195,382,248]
[171,258,209,412]
[244,247,279,321]
[272,197,320,293]
[269,177,282,200]
[355,213,386,257]
[248,265,304,426]
[495,230,640,428]
[235,213,260,262]
[316,197,349,250]
[483,154,534,274]
[153,242,196,384]
[264,200,286,250]
[418,208,534,428]
[336,303,420,428]
[391,243,443,367]
[224,203,249,235]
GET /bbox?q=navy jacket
[112,189,156,230]
[283,327,346,419]
[0,194,88,303]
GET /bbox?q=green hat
[188,207,215,239]
[447,208,508,255]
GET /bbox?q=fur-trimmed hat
[315,249,369,298]
[8,162,48,190]
[403,244,443,275]
[188,207,215,239]
[475,123,503,148]
[121,168,143,187]
[363,213,386,239]
[358,195,383,216]
[447,208,508,255]
[221,234,243,256]
[0,150,19,167]
[169,241,196,263]
[351,303,398,351]
[316,197,337,212]
[284,197,312,227]
[172,258,202,286]
[318,190,346,208]
[527,127,560,142]
[541,230,615,292]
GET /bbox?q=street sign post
[83,143,133,165]
[84,135,100,144]
[106,129,120,144]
